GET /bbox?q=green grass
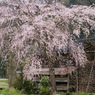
[57,92,95,95]
[0,79,8,83]
[0,79,8,88]
[0,88,27,95]
[0,89,95,95]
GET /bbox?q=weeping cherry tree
[0,0,95,92]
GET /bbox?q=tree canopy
[0,1,95,79]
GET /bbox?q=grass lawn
[0,79,94,95]
[0,79,8,89]
[57,92,95,95]
[0,89,95,95]
[0,79,8,83]
[0,88,27,95]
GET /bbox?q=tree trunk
[8,62,16,88]
[7,51,17,88]
[43,45,56,93]
[49,62,56,94]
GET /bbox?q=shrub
[23,80,39,94]
[66,92,72,95]
[40,76,50,88]
[40,88,51,95]
[40,76,51,95]
[13,76,39,94]
[13,76,23,90]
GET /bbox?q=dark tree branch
[84,39,95,48]
[87,0,93,5]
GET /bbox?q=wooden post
[76,68,79,92]
[86,53,95,92]
[67,73,70,92]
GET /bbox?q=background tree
[61,0,95,6]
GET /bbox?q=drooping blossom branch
[0,1,95,79]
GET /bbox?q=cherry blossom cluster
[0,1,95,79]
